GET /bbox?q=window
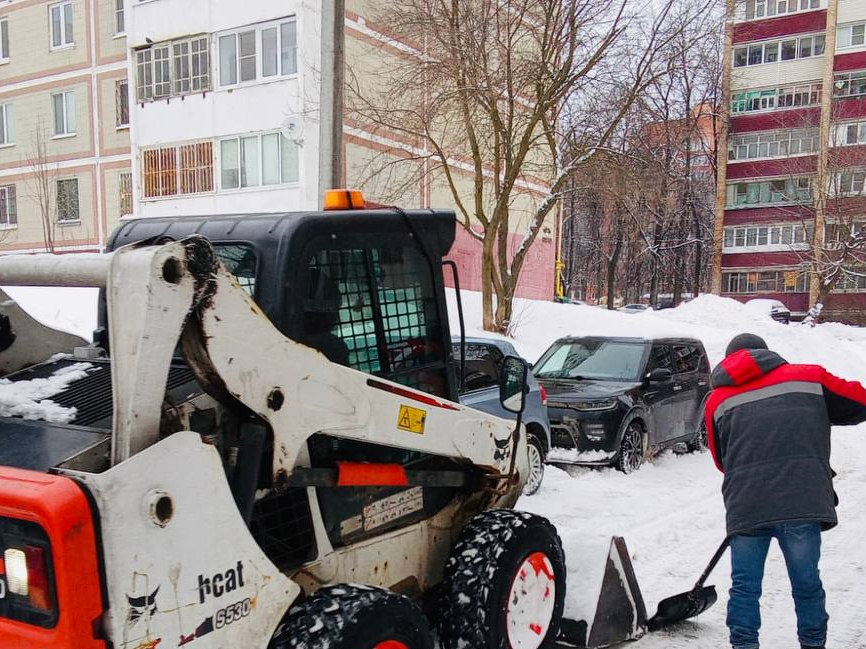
[452,343,504,392]
[119,171,132,216]
[136,36,209,102]
[116,80,129,127]
[672,345,702,374]
[838,23,866,50]
[723,270,808,293]
[114,0,124,35]
[743,0,821,20]
[0,103,10,146]
[219,132,298,190]
[49,1,74,49]
[834,272,866,292]
[723,224,812,250]
[834,70,866,98]
[728,128,818,161]
[52,90,76,136]
[733,34,824,67]
[302,245,449,396]
[0,184,16,228]
[727,178,813,206]
[214,244,257,296]
[218,18,298,87]
[142,141,214,198]
[56,178,79,223]
[733,86,821,114]
[0,17,9,61]
[838,171,866,196]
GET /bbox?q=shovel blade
[646,585,718,631]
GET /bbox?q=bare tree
[26,123,59,253]
[347,0,717,332]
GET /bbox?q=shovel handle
[694,537,731,591]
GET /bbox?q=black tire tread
[271,584,432,649]
[438,509,565,649]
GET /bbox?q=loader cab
[104,205,459,402]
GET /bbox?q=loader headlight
[4,548,28,596]
[574,399,618,412]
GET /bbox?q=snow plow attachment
[556,536,647,648]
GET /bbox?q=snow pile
[0,362,93,423]
[1,286,99,340]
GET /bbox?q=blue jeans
[727,522,827,649]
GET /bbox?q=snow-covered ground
[5,283,866,648]
[447,291,866,649]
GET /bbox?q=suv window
[672,344,702,374]
[301,245,448,397]
[452,343,503,392]
[646,344,673,374]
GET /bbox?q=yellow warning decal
[397,404,427,434]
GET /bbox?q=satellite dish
[281,116,305,146]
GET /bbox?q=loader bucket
[556,536,647,648]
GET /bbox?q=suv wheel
[269,584,433,649]
[616,421,644,474]
[523,433,545,496]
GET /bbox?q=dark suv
[533,336,711,473]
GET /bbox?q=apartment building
[125,1,555,299]
[0,0,131,254]
[717,0,866,322]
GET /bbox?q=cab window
[646,344,673,374]
[672,344,702,374]
[214,244,257,296]
[301,244,449,397]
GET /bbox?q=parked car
[619,304,649,314]
[745,298,791,324]
[452,337,551,495]
[533,336,711,473]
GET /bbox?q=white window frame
[0,184,16,229]
[114,0,124,36]
[728,128,819,161]
[731,82,823,114]
[136,35,210,102]
[217,17,298,89]
[837,22,866,51]
[834,70,866,98]
[218,131,299,191]
[0,17,9,63]
[118,171,132,216]
[836,171,866,196]
[733,33,825,69]
[49,1,74,50]
[56,177,80,223]
[722,223,812,252]
[740,0,823,22]
[0,103,11,147]
[51,90,76,137]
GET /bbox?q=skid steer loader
[0,197,648,649]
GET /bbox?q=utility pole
[318,0,346,203]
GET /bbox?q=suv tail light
[539,384,548,406]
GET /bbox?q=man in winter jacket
[706,333,866,649]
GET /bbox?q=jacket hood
[711,348,787,388]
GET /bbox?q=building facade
[0,0,131,254]
[717,0,866,322]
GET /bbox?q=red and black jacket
[706,349,866,536]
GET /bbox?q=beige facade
[0,0,130,254]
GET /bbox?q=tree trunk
[606,235,623,310]
[481,238,496,331]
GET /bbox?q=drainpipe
[318,0,346,202]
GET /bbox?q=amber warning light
[324,189,366,210]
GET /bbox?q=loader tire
[269,584,433,649]
[438,509,566,649]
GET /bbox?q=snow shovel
[647,537,730,631]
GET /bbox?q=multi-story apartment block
[716,0,866,322]
[0,0,131,254]
[125,1,555,299]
